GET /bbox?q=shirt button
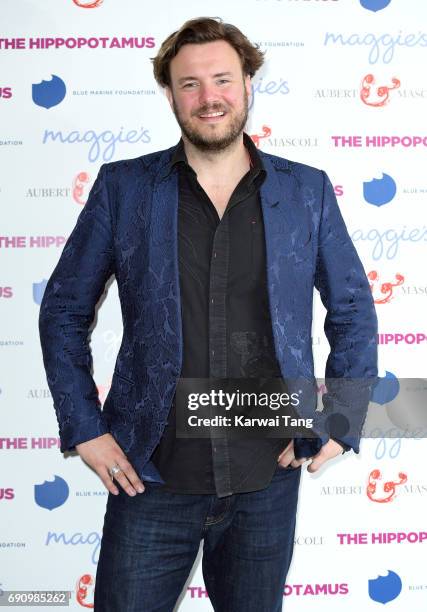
[213,252,217,258]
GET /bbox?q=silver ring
[109,464,122,478]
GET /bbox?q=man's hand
[278,439,345,473]
[75,433,145,496]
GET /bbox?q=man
[39,17,378,612]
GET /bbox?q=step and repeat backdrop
[1,0,426,610]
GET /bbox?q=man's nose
[198,83,220,106]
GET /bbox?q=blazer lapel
[148,150,182,377]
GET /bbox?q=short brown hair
[152,17,265,88]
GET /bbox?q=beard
[171,87,249,152]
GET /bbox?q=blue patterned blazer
[39,138,378,483]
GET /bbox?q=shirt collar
[170,132,265,183]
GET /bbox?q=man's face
[165,39,251,152]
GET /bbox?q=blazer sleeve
[294,170,378,458]
[38,163,114,452]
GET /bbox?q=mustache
[193,104,228,116]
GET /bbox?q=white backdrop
[1,0,426,610]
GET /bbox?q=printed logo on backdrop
[371,371,400,404]
[32,75,66,109]
[360,74,400,106]
[377,332,427,344]
[350,227,427,260]
[316,81,425,103]
[283,584,348,598]
[186,583,349,599]
[0,287,13,298]
[332,135,427,149]
[360,0,391,11]
[72,88,156,98]
[0,139,22,147]
[0,37,155,50]
[250,126,319,149]
[400,284,427,297]
[0,87,12,99]
[363,172,396,206]
[75,488,107,498]
[33,279,48,305]
[73,172,91,205]
[34,475,69,510]
[368,271,404,303]
[324,30,427,64]
[76,574,94,608]
[249,77,290,111]
[403,182,427,196]
[0,236,66,249]
[42,127,151,162]
[73,0,103,7]
[253,39,304,50]
[294,535,325,546]
[367,468,407,503]
[250,126,271,148]
[315,87,358,100]
[337,531,427,546]
[27,388,52,399]
[0,488,14,501]
[45,531,101,564]
[0,437,60,449]
[26,186,71,198]
[321,471,426,497]
[369,570,402,604]
[0,339,24,347]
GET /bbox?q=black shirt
[151,133,292,497]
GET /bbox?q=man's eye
[218,79,230,85]
[183,82,197,89]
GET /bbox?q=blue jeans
[94,463,301,611]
